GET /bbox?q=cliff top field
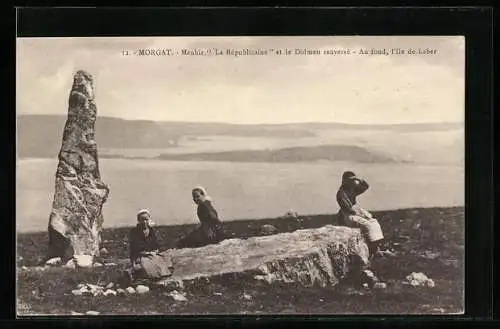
[17,206,464,315]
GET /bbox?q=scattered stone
[85,311,100,316]
[126,287,136,294]
[362,283,369,288]
[105,282,114,289]
[76,283,86,289]
[17,256,23,262]
[260,224,278,236]
[373,282,387,289]
[405,272,435,287]
[242,293,252,300]
[283,211,299,219]
[71,311,84,315]
[116,288,126,295]
[86,284,101,291]
[412,222,421,230]
[45,257,62,266]
[136,285,150,294]
[94,262,104,267]
[74,255,94,268]
[362,269,379,286]
[103,289,117,296]
[71,289,84,296]
[99,248,109,255]
[157,279,184,291]
[46,70,109,261]
[104,262,117,267]
[213,292,222,296]
[21,266,28,270]
[168,290,188,302]
[409,279,419,287]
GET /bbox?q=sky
[16,36,465,125]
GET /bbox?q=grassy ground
[16,206,464,315]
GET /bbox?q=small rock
[213,292,222,296]
[17,256,23,262]
[99,248,109,255]
[86,284,102,291]
[126,286,136,294]
[45,257,61,266]
[21,266,28,270]
[410,279,420,287]
[71,289,83,296]
[94,262,103,267]
[362,283,369,288]
[426,279,436,288]
[116,288,126,295]
[242,293,252,300]
[85,311,100,316]
[412,223,421,230]
[104,262,117,266]
[71,311,84,315]
[169,290,188,302]
[373,282,387,289]
[92,290,103,297]
[260,224,278,235]
[105,282,114,289]
[136,285,150,294]
[103,289,117,296]
[159,279,184,291]
[76,283,86,289]
[82,289,93,296]
[74,255,93,268]
[284,211,299,219]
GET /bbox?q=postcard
[16,35,464,316]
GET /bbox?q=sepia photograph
[16,36,465,316]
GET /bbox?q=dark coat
[177,200,225,248]
[129,224,160,262]
[336,179,369,217]
[197,200,223,233]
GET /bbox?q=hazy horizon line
[17,113,464,126]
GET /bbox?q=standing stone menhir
[47,70,109,265]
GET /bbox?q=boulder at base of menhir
[47,70,109,263]
[158,225,370,288]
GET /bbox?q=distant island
[155,145,398,164]
[17,114,462,160]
